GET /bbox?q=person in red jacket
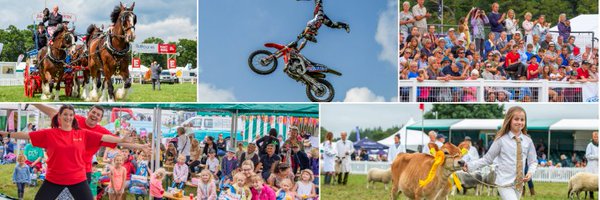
[527,56,540,80]
[576,61,591,81]
[32,104,149,183]
[505,44,526,79]
[0,105,128,199]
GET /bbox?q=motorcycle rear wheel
[248,50,278,75]
[306,78,335,102]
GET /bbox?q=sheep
[482,165,497,196]
[367,168,392,190]
[568,172,599,199]
[451,171,482,196]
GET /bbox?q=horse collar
[46,47,67,65]
[104,36,130,56]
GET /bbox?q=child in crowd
[222,149,238,181]
[150,168,167,200]
[172,155,189,189]
[293,169,317,200]
[250,174,276,200]
[197,169,217,200]
[206,150,220,178]
[108,154,127,200]
[13,154,30,200]
[275,178,295,200]
[232,173,252,200]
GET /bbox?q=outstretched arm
[0,132,30,140]
[32,104,58,117]
[101,134,129,144]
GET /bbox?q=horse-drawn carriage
[23,2,136,102]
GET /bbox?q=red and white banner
[168,58,177,69]
[132,58,141,68]
[158,44,177,54]
[34,12,77,22]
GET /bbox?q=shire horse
[72,24,103,100]
[37,24,76,101]
[87,2,136,102]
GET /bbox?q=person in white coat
[421,131,437,154]
[321,132,337,185]
[388,134,406,164]
[335,131,354,185]
[461,136,480,162]
[585,131,598,173]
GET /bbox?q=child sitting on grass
[196,169,217,200]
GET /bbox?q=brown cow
[391,142,468,200]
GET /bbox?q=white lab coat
[421,141,443,154]
[388,143,406,164]
[463,146,480,162]
[321,141,336,172]
[335,139,354,173]
[585,142,598,174]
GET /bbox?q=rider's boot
[341,23,350,33]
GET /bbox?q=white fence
[345,161,585,183]
[0,78,23,86]
[398,79,598,102]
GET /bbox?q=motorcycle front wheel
[306,78,335,102]
[248,50,278,75]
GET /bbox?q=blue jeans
[171,181,185,189]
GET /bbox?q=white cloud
[343,87,386,102]
[390,96,399,102]
[374,0,398,67]
[136,17,197,42]
[197,82,237,102]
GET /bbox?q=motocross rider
[297,0,350,51]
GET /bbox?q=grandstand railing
[344,161,584,183]
[398,79,598,102]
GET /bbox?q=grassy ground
[0,83,196,102]
[0,164,196,199]
[321,174,581,200]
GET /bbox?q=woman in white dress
[321,132,336,185]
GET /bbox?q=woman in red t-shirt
[0,105,127,200]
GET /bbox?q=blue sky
[0,0,196,43]
[198,0,397,102]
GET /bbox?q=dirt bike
[248,40,342,102]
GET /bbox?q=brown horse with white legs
[71,24,103,100]
[37,24,76,101]
[87,2,136,102]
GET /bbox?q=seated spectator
[504,44,527,79]
[527,56,540,80]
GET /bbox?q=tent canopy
[76,104,319,117]
[406,119,461,131]
[379,118,428,147]
[354,138,389,150]
[496,119,559,131]
[549,119,599,131]
[450,119,502,130]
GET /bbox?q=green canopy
[406,119,462,131]
[73,103,319,117]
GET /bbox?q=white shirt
[388,142,406,164]
[177,134,191,156]
[321,141,336,172]
[206,157,219,173]
[462,146,480,162]
[411,4,427,28]
[421,141,443,154]
[335,139,354,173]
[585,142,598,174]
[468,131,538,186]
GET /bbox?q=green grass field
[321,174,580,200]
[0,83,196,102]
[0,164,196,199]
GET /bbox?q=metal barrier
[398,79,597,102]
[343,161,584,183]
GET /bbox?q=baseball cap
[465,136,472,140]
[436,134,447,139]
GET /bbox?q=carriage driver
[42,5,63,43]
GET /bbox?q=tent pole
[16,104,22,164]
[547,130,551,160]
[230,110,238,150]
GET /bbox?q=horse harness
[94,10,136,74]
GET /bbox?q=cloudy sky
[198,0,397,102]
[321,103,599,137]
[0,0,197,42]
